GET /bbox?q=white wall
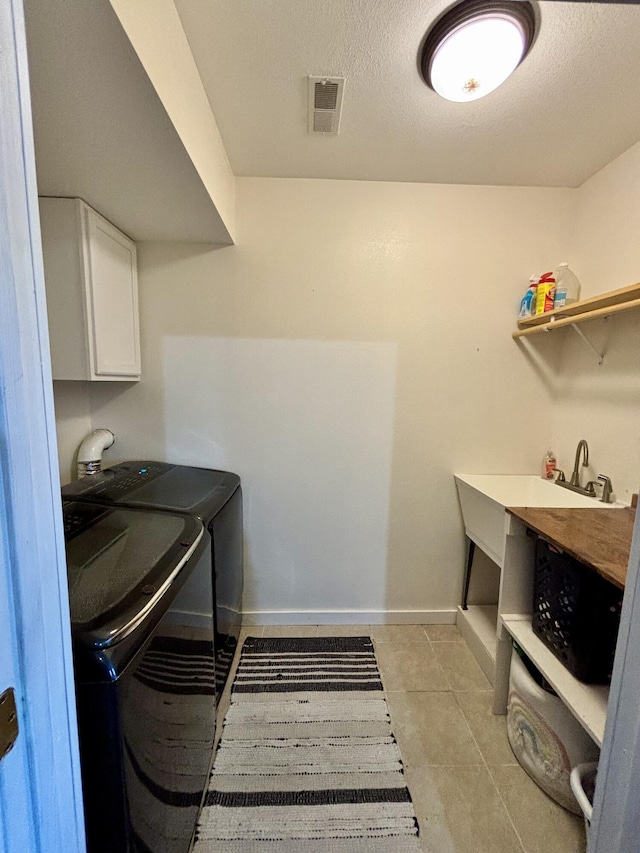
[549,141,640,501]
[572,141,640,294]
[79,178,573,622]
[52,382,91,484]
[51,157,640,619]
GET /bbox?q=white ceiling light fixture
[420,0,536,103]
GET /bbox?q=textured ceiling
[174,0,640,188]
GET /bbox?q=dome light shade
[420,0,536,103]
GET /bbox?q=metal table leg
[461,537,475,610]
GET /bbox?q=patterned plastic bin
[507,649,599,813]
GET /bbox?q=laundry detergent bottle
[555,263,581,306]
[535,272,556,315]
[519,276,538,319]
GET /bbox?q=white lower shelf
[457,604,498,685]
[501,615,609,746]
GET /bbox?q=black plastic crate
[532,536,623,684]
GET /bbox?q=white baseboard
[241,609,457,626]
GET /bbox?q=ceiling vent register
[308,76,345,135]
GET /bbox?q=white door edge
[0,0,85,850]
[589,499,640,852]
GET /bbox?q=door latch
[0,688,19,760]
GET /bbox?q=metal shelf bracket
[570,323,604,365]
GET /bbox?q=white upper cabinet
[39,197,141,381]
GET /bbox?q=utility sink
[454,474,618,568]
[453,473,621,733]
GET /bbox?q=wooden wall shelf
[513,282,640,340]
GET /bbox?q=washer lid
[62,460,240,522]
[63,501,202,649]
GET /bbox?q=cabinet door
[83,207,141,378]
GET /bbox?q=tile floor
[216,624,587,853]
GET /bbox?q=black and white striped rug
[194,636,421,852]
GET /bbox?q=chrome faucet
[570,439,589,487]
[596,475,614,503]
[556,439,597,497]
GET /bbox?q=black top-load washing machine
[64,500,216,853]
[62,461,243,698]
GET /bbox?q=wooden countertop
[506,505,636,590]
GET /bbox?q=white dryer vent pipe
[77,428,115,479]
